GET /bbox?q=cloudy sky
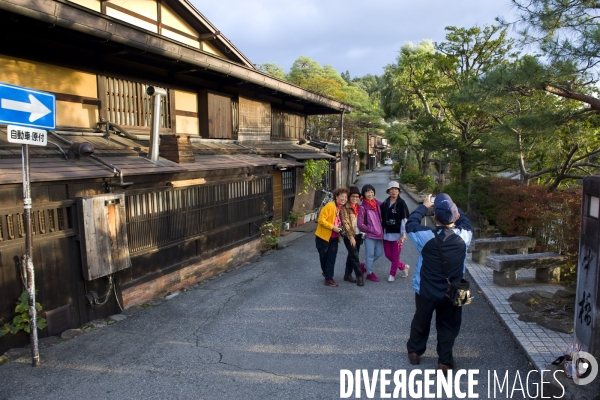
[191,0,520,78]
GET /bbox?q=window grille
[102,76,171,128]
[282,170,295,196]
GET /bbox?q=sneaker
[401,265,410,278]
[360,263,366,275]
[366,272,379,282]
[324,279,338,287]
[388,275,395,282]
[343,275,356,283]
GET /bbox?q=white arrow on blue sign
[0,82,56,130]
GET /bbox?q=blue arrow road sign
[0,82,55,129]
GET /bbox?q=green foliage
[0,291,46,338]
[257,63,286,80]
[300,159,329,194]
[287,210,305,224]
[400,167,420,185]
[260,220,282,252]
[505,0,600,75]
[392,162,401,174]
[415,175,434,192]
[439,181,469,210]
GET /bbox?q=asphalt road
[0,167,538,399]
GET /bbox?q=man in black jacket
[405,193,473,374]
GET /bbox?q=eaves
[0,0,352,114]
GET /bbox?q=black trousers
[343,234,363,278]
[315,236,338,280]
[406,292,462,367]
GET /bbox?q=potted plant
[287,210,304,227]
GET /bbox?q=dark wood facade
[0,0,348,355]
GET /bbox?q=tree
[382,26,516,183]
[499,0,600,110]
[286,56,383,148]
[484,60,600,189]
[381,40,446,175]
[257,63,286,80]
[341,70,351,83]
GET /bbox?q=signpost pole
[1,82,56,367]
[21,143,39,367]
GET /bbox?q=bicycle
[317,188,333,215]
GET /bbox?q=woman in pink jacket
[357,184,384,282]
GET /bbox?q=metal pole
[339,109,345,186]
[146,86,168,163]
[366,124,370,170]
[21,144,39,367]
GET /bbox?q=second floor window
[101,76,172,129]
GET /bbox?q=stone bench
[470,236,536,263]
[485,252,567,286]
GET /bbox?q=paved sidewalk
[467,260,570,370]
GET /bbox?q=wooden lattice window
[282,170,295,196]
[100,76,172,129]
[0,202,74,244]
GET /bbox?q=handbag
[433,230,473,306]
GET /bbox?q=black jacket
[380,196,409,234]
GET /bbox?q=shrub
[489,181,581,255]
[442,177,581,257]
[440,180,469,210]
[392,162,401,175]
[400,167,420,184]
[415,175,434,192]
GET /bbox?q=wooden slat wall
[199,91,234,139]
[272,110,306,140]
[101,76,171,129]
[209,93,233,138]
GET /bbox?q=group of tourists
[315,182,473,373]
[315,181,410,287]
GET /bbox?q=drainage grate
[45,304,71,336]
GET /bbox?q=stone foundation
[121,238,261,308]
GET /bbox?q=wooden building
[0,0,350,353]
